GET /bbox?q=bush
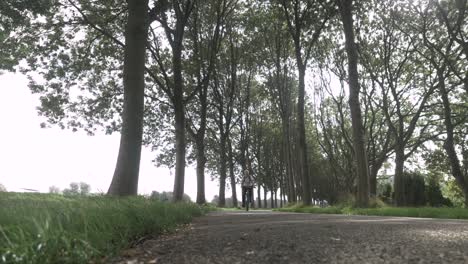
[426,177,452,207]
[402,171,426,206]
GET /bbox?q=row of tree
[2,0,467,207]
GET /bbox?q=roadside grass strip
[0,193,211,263]
[277,205,468,220]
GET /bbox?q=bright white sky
[0,71,223,201]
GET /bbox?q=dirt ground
[112,210,468,264]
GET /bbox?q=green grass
[0,192,211,263]
[276,204,468,220]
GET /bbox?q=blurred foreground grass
[0,192,210,263]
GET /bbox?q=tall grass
[0,192,209,263]
[277,204,468,220]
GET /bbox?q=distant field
[0,192,209,263]
[277,205,468,220]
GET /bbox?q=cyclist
[241,168,254,208]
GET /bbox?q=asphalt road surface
[113,210,468,263]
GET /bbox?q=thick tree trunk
[283,121,296,203]
[393,144,405,206]
[437,70,468,208]
[257,185,261,208]
[195,134,206,204]
[108,0,148,196]
[274,191,278,208]
[369,165,379,197]
[297,67,311,205]
[280,187,283,207]
[339,0,370,207]
[172,41,186,201]
[218,134,227,207]
[270,190,274,208]
[228,138,238,207]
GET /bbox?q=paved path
[114,210,468,263]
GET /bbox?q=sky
[0,71,224,201]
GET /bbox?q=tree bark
[228,137,238,207]
[257,185,262,208]
[108,0,148,196]
[437,70,468,207]
[393,144,405,206]
[218,132,227,207]
[195,132,206,204]
[338,0,370,207]
[271,190,274,208]
[369,165,380,197]
[297,66,312,205]
[172,41,186,202]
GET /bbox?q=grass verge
[276,205,468,220]
[0,192,211,263]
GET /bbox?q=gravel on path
[113,210,468,264]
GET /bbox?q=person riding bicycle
[241,168,254,208]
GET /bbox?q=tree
[414,0,468,207]
[108,0,149,195]
[257,2,298,203]
[279,0,335,205]
[63,182,80,195]
[184,0,235,204]
[63,182,91,196]
[148,0,196,201]
[337,0,370,207]
[360,1,438,206]
[49,185,61,194]
[0,0,54,70]
[0,183,6,192]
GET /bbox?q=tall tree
[360,2,438,206]
[149,0,195,201]
[337,0,370,206]
[185,0,235,204]
[108,0,149,195]
[279,0,334,205]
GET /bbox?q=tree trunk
[274,191,278,208]
[218,133,227,207]
[338,0,370,207]
[393,144,405,206]
[172,40,186,201]
[195,133,206,204]
[263,187,267,208]
[283,121,296,203]
[369,165,379,197]
[297,66,312,205]
[228,137,238,207]
[437,70,468,208]
[257,185,262,208]
[270,190,274,208]
[280,186,283,207]
[108,0,148,196]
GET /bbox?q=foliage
[62,182,91,196]
[443,179,465,207]
[0,184,6,192]
[402,171,427,207]
[149,191,191,203]
[48,186,60,194]
[426,173,453,207]
[0,192,207,263]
